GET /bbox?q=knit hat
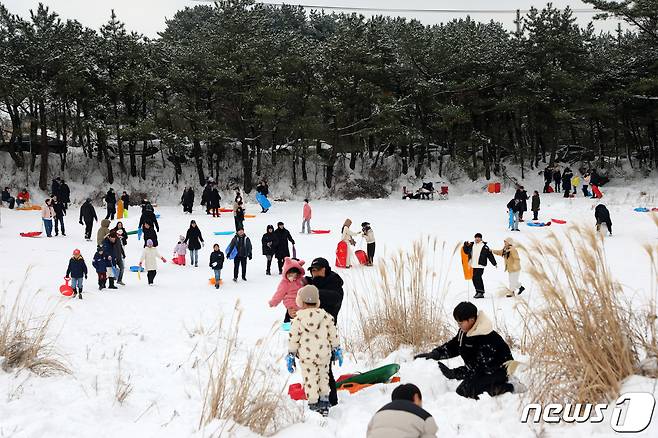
[72,249,81,256]
[146,239,154,247]
[97,245,103,251]
[179,235,185,242]
[296,285,320,308]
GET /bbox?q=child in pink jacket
[302,199,312,234]
[269,257,306,322]
[173,236,188,265]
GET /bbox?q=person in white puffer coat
[340,219,359,268]
[139,239,166,285]
[288,285,341,415]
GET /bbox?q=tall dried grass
[350,236,453,358]
[199,303,301,436]
[521,224,639,404]
[0,275,68,376]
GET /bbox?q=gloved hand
[332,347,344,366]
[286,353,296,373]
[249,256,252,260]
[438,362,456,379]
[84,274,87,279]
[161,257,167,263]
[414,353,431,360]
[79,220,83,225]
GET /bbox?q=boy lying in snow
[414,302,524,399]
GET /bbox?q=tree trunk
[241,140,253,193]
[192,137,206,186]
[114,100,125,173]
[38,100,49,191]
[97,127,114,184]
[301,144,308,181]
[141,139,147,179]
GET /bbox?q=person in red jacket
[302,199,312,234]
[16,189,30,207]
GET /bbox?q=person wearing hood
[141,222,159,247]
[209,186,221,218]
[414,302,522,399]
[262,225,278,275]
[181,187,195,214]
[104,188,117,220]
[79,198,98,241]
[201,182,213,215]
[286,285,341,417]
[111,221,128,246]
[65,248,88,300]
[304,257,345,406]
[139,202,159,232]
[462,233,497,299]
[92,245,111,290]
[103,232,125,286]
[531,191,540,221]
[59,180,70,210]
[173,236,188,266]
[184,220,204,267]
[340,219,359,268]
[96,219,112,246]
[273,222,295,274]
[139,239,166,285]
[492,237,524,297]
[595,204,612,236]
[269,257,307,322]
[361,222,376,266]
[506,198,521,231]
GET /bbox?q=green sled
[336,363,400,389]
[126,230,139,236]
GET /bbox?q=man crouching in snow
[414,302,523,399]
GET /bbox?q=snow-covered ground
[0,181,657,438]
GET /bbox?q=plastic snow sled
[255,192,272,210]
[60,277,74,297]
[244,214,256,218]
[335,241,348,268]
[634,207,650,212]
[461,247,473,280]
[281,322,291,331]
[551,219,567,224]
[225,244,238,260]
[16,205,42,211]
[311,230,331,234]
[208,278,224,286]
[20,231,42,238]
[214,231,235,235]
[355,250,369,265]
[527,221,551,227]
[219,208,233,213]
[129,266,145,272]
[126,229,139,236]
[339,376,401,395]
[336,363,401,389]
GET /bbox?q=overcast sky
[3,1,622,37]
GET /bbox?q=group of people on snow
[542,165,606,199]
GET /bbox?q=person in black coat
[414,302,518,399]
[227,229,252,281]
[104,188,117,220]
[65,249,88,299]
[209,244,225,289]
[506,198,521,231]
[52,196,66,236]
[209,186,221,218]
[261,225,277,275]
[2,187,15,209]
[562,167,573,198]
[184,220,204,267]
[595,204,612,235]
[531,191,540,220]
[542,166,553,193]
[139,202,159,232]
[51,177,62,201]
[59,180,70,210]
[181,187,195,214]
[79,198,98,241]
[514,186,529,221]
[234,202,245,231]
[463,233,497,299]
[273,222,295,275]
[304,257,344,406]
[120,191,130,211]
[142,222,159,247]
[553,167,562,192]
[201,182,212,215]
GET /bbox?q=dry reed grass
[349,236,453,358]
[520,224,639,404]
[0,274,68,376]
[199,303,301,436]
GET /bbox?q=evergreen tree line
[1,0,657,193]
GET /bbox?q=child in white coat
[140,239,166,285]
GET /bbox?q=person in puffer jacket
[269,257,307,322]
[414,302,522,400]
[139,239,166,285]
[173,236,188,265]
[92,245,111,290]
[96,219,111,246]
[367,383,438,438]
[287,285,341,415]
[492,237,524,297]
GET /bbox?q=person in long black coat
[201,182,213,214]
[52,196,66,236]
[184,220,204,267]
[181,187,195,214]
[595,204,612,235]
[234,202,245,231]
[59,180,70,210]
[261,225,277,275]
[51,177,61,201]
[120,191,130,211]
[273,222,295,275]
[139,203,159,232]
[553,167,562,192]
[209,187,221,217]
[562,168,573,198]
[514,186,529,221]
[543,166,553,193]
[79,198,97,241]
[304,257,344,406]
[104,188,117,220]
[142,222,158,247]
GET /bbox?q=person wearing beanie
[79,198,98,241]
[139,239,166,285]
[173,235,188,266]
[92,245,111,290]
[462,233,497,299]
[261,225,277,275]
[301,199,312,234]
[414,302,523,399]
[65,249,88,299]
[367,383,438,438]
[287,285,342,417]
[269,257,307,322]
[492,237,524,297]
[361,222,376,265]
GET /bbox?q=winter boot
[308,402,322,414]
[215,283,219,289]
[318,397,330,417]
[232,278,238,282]
[518,286,525,295]
[108,278,118,289]
[78,289,83,300]
[266,270,271,275]
[473,292,485,299]
[506,289,514,298]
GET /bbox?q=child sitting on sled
[287,285,342,416]
[269,257,306,322]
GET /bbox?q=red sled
[355,250,369,265]
[20,231,42,238]
[288,383,306,400]
[591,185,603,198]
[311,230,331,234]
[59,277,74,297]
[547,185,554,193]
[336,241,348,268]
[172,255,186,265]
[551,219,567,224]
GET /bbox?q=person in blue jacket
[92,245,112,290]
[66,249,88,299]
